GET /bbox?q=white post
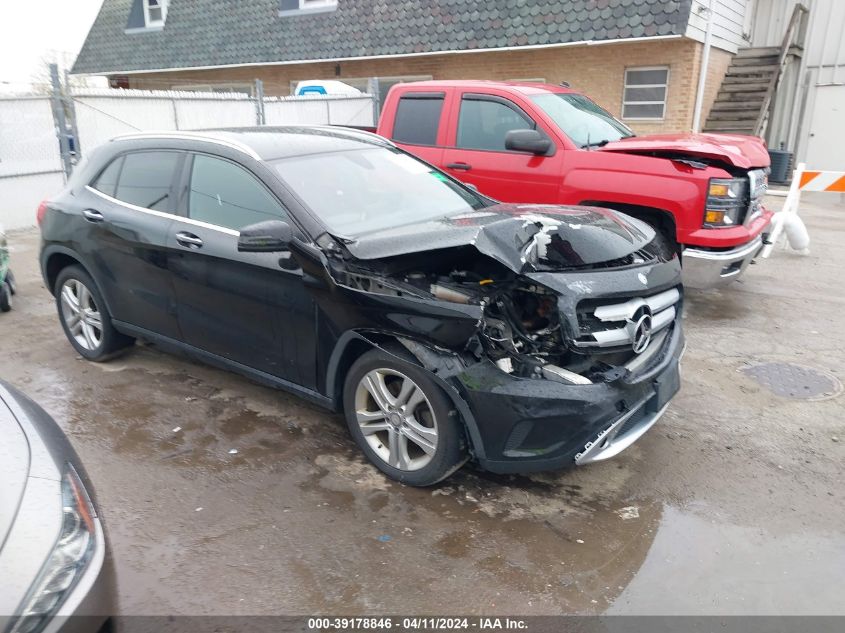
[692,0,715,133]
[761,162,805,258]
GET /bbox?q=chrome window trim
[84,185,240,236]
[111,133,262,161]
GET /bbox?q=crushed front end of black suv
[294,203,684,474]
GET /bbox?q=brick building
[72,0,755,135]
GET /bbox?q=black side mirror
[505,129,552,155]
[237,220,293,253]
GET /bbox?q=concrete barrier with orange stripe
[797,170,845,193]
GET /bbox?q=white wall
[686,0,752,54]
[0,172,65,230]
[751,0,845,166]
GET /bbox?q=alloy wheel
[354,368,439,471]
[60,279,103,351]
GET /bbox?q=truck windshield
[531,93,634,148]
[273,148,489,237]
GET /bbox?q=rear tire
[54,265,134,361]
[5,270,15,295]
[0,282,11,312]
[343,349,467,486]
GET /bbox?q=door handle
[446,162,472,171]
[82,209,105,223]
[176,231,204,249]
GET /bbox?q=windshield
[274,148,488,237]
[531,93,634,148]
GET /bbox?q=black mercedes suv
[39,126,684,486]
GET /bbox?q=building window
[279,0,337,15]
[143,0,167,27]
[172,83,254,96]
[622,67,669,120]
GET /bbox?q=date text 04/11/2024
[306,617,528,630]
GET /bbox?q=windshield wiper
[581,139,611,149]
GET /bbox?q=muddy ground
[1,193,843,616]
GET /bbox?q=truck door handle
[176,231,204,249]
[446,162,472,171]
[82,209,105,223]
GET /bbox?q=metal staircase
[703,4,809,138]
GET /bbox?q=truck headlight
[704,178,748,228]
[9,465,97,633]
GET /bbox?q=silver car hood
[0,398,29,551]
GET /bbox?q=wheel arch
[581,201,680,248]
[326,331,486,460]
[41,246,116,316]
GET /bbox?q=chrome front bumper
[682,236,764,289]
[574,397,670,465]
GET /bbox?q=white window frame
[622,66,670,121]
[300,0,336,8]
[143,0,168,28]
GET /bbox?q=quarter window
[92,157,124,198]
[622,67,669,120]
[114,152,179,212]
[188,155,288,231]
[456,98,534,152]
[392,95,444,146]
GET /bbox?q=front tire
[55,266,134,361]
[343,349,467,486]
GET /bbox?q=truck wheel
[5,270,15,295]
[55,265,134,361]
[343,349,467,486]
[0,282,11,312]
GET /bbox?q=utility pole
[49,63,73,180]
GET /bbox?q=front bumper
[682,236,764,289]
[451,324,684,474]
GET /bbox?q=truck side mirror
[505,129,552,155]
[238,220,293,253]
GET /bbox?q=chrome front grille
[574,287,681,352]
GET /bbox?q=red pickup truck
[375,80,773,289]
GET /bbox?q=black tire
[54,265,134,361]
[343,348,467,486]
[0,282,11,312]
[5,269,15,295]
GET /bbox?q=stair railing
[754,3,809,137]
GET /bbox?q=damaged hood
[598,133,770,169]
[340,204,655,272]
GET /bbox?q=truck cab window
[456,98,533,152]
[392,95,444,146]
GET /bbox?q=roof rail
[111,131,262,160]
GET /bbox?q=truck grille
[574,287,681,352]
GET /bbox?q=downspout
[692,0,715,133]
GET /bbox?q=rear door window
[392,95,444,146]
[188,154,288,231]
[114,152,180,212]
[456,97,534,151]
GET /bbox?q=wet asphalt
[0,193,843,616]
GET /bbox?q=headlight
[8,465,97,633]
[704,177,748,228]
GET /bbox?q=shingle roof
[72,0,693,75]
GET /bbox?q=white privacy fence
[0,86,378,229]
[0,97,65,229]
[72,87,377,151]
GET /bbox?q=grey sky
[0,0,104,90]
